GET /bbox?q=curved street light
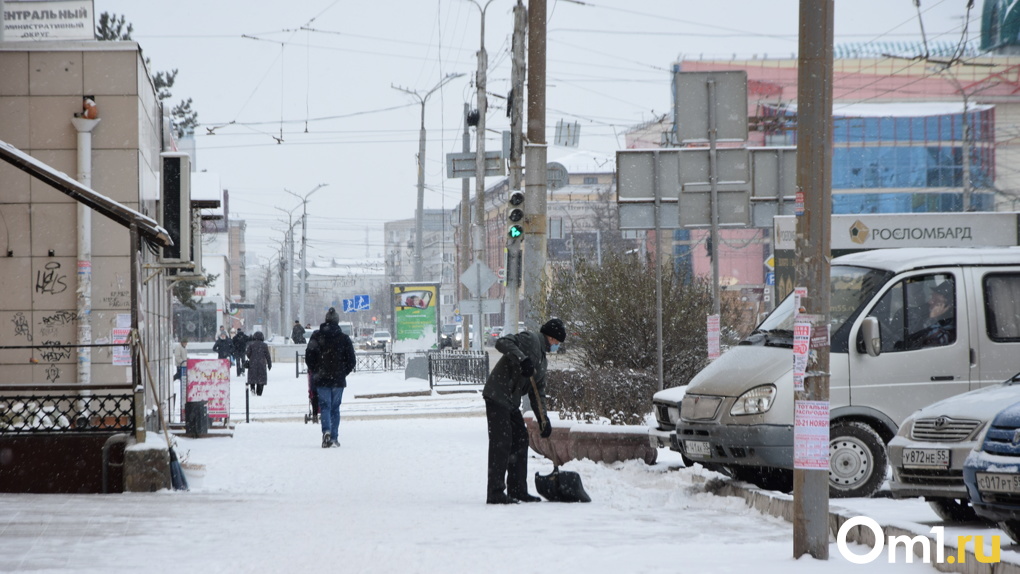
[285,184,328,324]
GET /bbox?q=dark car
[963,399,1020,542]
[439,324,458,349]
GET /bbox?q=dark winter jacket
[245,331,272,385]
[305,321,356,388]
[213,334,233,359]
[483,330,548,411]
[291,323,306,344]
[232,331,249,358]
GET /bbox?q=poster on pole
[706,314,721,360]
[794,400,830,469]
[391,282,440,353]
[792,321,811,391]
[185,358,231,420]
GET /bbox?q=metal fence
[427,350,489,388]
[296,351,407,377]
[0,384,138,434]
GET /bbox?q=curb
[690,473,1020,573]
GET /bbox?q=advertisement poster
[185,358,230,420]
[390,283,440,353]
[794,400,829,470]
[792,321,811,391]
[706,314,721,361]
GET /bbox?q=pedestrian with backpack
[305,307,356,448]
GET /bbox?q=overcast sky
[92,0,974,263]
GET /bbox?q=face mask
[549,343,560,353]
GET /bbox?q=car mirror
[860,316,881,357]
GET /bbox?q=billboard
[391,283,440,353]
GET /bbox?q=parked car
[676,247,1020,498]
[485,326,503,346]
[649,385,690,462]
[888,371,1020,522]
[371,330,391,350]
[964,399,1020,542]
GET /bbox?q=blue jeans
[317,386,345,439]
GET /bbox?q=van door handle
[931,375,955,381]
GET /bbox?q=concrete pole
[286,184,326,326]
[523,0,547,332]
[460,104,472,339]
[504,0,526,335]
[793,0,833,560]
[72,115,100,386]
[470,0,496,351]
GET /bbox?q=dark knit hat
[324,307,340,324]
[540,318,566,343]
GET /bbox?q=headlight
[971,422,992,453]
[730,384,777,416]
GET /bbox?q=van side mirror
[860,316,881,357]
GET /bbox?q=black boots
[486,491,518,505]
[509,492,541,502]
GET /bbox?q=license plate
[976,472,1020,494]
[684,440,712,457]
[901,448,950,468]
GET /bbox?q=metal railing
[427,350,489,388]
[296,351,407,377]
[0,384,138,434]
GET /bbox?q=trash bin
[184,400,209,438]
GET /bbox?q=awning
[0,139,172,247]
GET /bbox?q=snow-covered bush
[545,368,657,426]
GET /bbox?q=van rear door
[848,268,971,426]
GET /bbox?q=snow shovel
[528,376,591,503]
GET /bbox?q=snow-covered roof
[789,101,995,118]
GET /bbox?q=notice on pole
[112,327,131,367]
[707,314,721,360]
[792,321,811,391]
[186,358,231,420]
[794,400,829,470]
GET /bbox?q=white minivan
[676,247,1020,498]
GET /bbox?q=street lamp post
[465,0,496,351]
[392,73,463,282]
[274,203,301,336]
[285,183,327,326]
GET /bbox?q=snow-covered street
[0,355,1004,573]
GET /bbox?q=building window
[583,176,598,185]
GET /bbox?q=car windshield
[374,331,390,338]
[442,325,457,334]
[747,265,891,348]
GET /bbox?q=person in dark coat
[245,331,272,396]
[232,329,250,376]
[482,318,565,504]
[305,307,356,448]
[213,332,233,361]
[291,320,306,344]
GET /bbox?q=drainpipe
[72,108,100,387]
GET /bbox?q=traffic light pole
[522,0,547,332]
[505,0,526,334]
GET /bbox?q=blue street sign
[342,299,357,313]
[765,272,775,286]
[354,294,371,311]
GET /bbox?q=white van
[676,247,1020,498]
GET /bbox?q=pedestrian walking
[245,331,272,396]
[482,318,564,504]
[213,331,233,360]
[305,307,356,448]
[232,329,250,376]
[291,320,306,344]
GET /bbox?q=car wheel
[829,421,887,498]
[999,521,1020,544]
[927,498,979,523]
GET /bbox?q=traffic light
[507,190,525,239]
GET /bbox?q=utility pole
[393,73,464,281]
[460,103,472,342]
[522,0,547,331]
[467,0,496,351]
[285,183,327,327]
[793,0,833,560]
[274,204,300,336]
[505,0,526,335]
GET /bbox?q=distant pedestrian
[245,331,272,396]
[172,339,189,382]
[305,307,356,448]
[232,329,250,376]
[291,320,306,344]
[213,332,233,361]
[482,318,564,504]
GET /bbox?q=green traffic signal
[508,224,524,239]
